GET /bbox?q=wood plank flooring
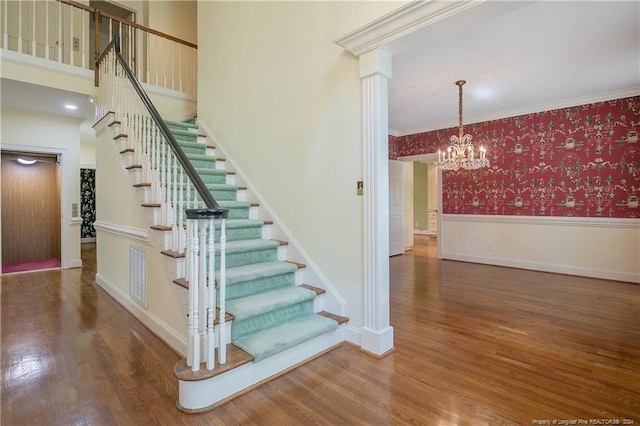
[2,237,638,425]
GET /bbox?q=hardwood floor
[2,238,638,425]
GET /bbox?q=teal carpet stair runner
[164,120,339,363]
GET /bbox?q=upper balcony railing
[1,0,197,97]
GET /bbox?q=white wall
[441,215,640,283]
[197,1,401,330]
[1,106,83,269]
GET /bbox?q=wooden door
[1,154,61,265]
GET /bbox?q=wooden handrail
[59,0,198,49]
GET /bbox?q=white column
[359,49,394,356]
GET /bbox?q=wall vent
[129,246,147,309]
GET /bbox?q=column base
[360,326,394,356]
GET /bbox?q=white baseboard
[67,259,82,269]
[95,273,187,355]
[81,237,96,244]
[441,252,640,284]
[344,325,361,346]
[360,326,394,356]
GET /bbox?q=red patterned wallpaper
[389,96,640,218]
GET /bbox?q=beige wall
[94,120,188,350]
[147,1,197,44]
[197,1,401,329]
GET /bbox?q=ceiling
[1,79,96,121]
[383,1,640,136]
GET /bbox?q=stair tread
[151,219,265,232]
[218,200,252,209]
[205,183,237,191]
[233,314,338,362]
[195,168,226,176]
[317,311,349,325]
[186,153,216,161]
[218,261,297,284]
[226,286,316,320]
[165,120,198,130]
[175,140,201,147]
[220,239,280,253]
[160,239,279,258]
[161,250,185,259]
[299,284,325,295]
[173,344,254,382]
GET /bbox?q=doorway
[395,153,442,258]
[89,1,137,70]
[1,151,61,273]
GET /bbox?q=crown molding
[395,87,640,137]
[334,0,484,57]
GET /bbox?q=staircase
[100,115,349,412]
[163,120,345,361]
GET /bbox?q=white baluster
[154,34,158,86]
[17,0,22,53]
[167,150,178,235]
[136,28,142,81]
[206,217,216,370]
[44,0,48,59]
[69,4,73,65]
[162,37,167,88]
[218,217,227,364]
[172,151,179,251]
[178,44,183,93]
[161,142,168,226]
[81,8,85,69]
[147,123,160,203]
[187,218,200,371]
[145,32,150,84]
[170,41,174,90]
[179,167,186,252]
[31,0,35,56]
[57,0,61,61]
[128,24,133,74]
[3,0,8,48]
[164,142,171,226]
[198,219,207,362]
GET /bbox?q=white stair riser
[261,224,272,240]
[277,245,287,261]
[175,257,185,278]
[127,168,143,185]
[313,294,324,313]
[177,326,345,412]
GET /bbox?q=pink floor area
[2,259,61,274]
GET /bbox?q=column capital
[359,49,392,80]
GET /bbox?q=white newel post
[359,49,394,356]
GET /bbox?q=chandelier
[435,80,490,171]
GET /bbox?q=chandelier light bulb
[435,80,490,171]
